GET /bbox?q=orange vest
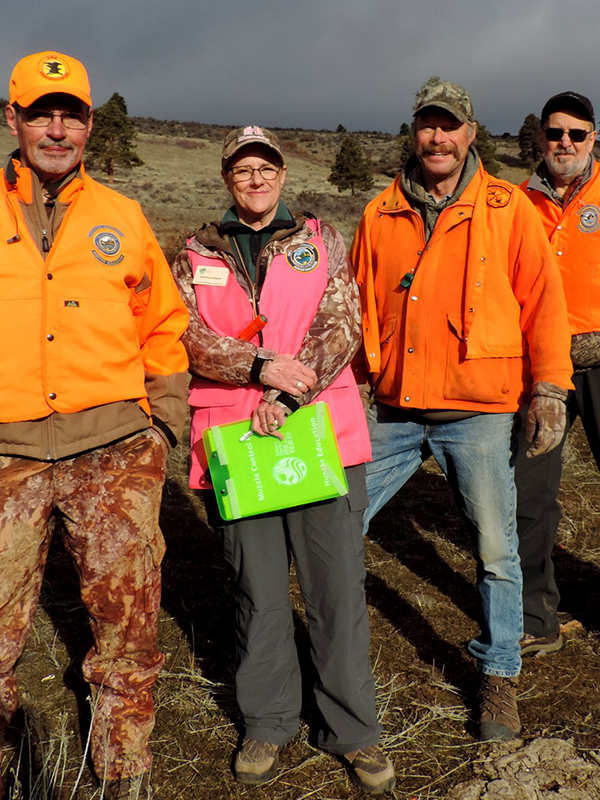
[521,162,600,335]
[351,165,573,412]
[0,164,188,423]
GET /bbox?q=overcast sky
[3,1,598,135]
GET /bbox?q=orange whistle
[238,314,268,341]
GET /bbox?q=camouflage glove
[357,382,374,419]
[525,381,569,458]
[570,331,600,370]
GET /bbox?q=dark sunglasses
[544,127,593,143]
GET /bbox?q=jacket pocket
[443,315,509,404]
[372,314,398,396]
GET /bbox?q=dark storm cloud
[2,0,598,134]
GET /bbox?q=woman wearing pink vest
[171,126,395,794]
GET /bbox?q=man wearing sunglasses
[0,52,188,799]
[516,92,598,659]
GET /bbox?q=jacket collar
[379,155,484,215]
[4,149,84,204]
[526,155,596,206]
[192,210,311,255]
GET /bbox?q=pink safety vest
[187,218,371,489]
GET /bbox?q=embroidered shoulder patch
[487,184,512,208]
[88,225,125,265]
[578,205,600,233]
[286,243,320,272]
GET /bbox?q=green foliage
[335,123,347,133]
[85,93,142,183]
[518,113,542,168]
[328,135,373,195]
[398,127,415,170]
[399,122,411,137]
[474,121,500,176]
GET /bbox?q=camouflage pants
[0,429,167,780]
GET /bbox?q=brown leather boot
[233,739,281,785]
[344,746,396,794]
[478,674,521,741]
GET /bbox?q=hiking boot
[233,739,281,785]
[520,632,563,658]
[478,674,521,741]
[103,773,152,799]
[344,746,396,794]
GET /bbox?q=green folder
[202,402,348,520]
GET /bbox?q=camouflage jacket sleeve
[263,221,362,407]
[170,247,276,384]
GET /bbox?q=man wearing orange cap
[0,52,188,799]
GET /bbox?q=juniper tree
[85,93,142,184]
[328,135,373,196]
[398,126,415,170]
[518,113,542,168]
[474,121,500,176]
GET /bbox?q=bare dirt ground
[1,125,600,799]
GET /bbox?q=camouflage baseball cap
[221,125,284,168]
[413,79,473,123]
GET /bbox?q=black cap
[541,91,595,128]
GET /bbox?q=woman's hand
[251,401,288,439]
[263,354,317,396]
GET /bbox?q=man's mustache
[38,140,75,151]
[421,147,456,156]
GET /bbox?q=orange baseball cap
[9,51,91,108]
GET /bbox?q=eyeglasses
[543,127,593,143]
[21,110,90,130]
[229,165,281,183]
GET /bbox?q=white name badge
[192,265,230,287]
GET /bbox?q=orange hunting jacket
[521,160,600,335]
[350,164,573,413]
[0,161,188,435]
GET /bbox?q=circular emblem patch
[272,457,308,486]
[39,56,70,81]
[487,184,512,208]
[286,243,320,272]
[88,225,125,265]
[94,231,121,256]
[578,205,600,233]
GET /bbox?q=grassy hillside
[3,121,600,800]
[0,120,530,253]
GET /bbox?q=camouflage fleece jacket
[170,212,361,408]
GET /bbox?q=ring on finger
[268,420,278,428]
[297,380,304,389]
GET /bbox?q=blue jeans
[364,402,522,677]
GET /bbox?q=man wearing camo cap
[351,79,573,741]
